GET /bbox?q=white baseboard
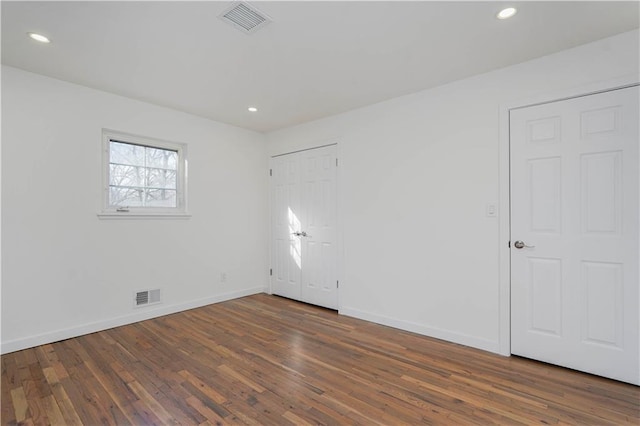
[339,306,501,355]
[1,286,266,354]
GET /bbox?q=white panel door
[299,147,338,309]
[271,154,302,301]
[510,86,639,385]
[271,145,338,310]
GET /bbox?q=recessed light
[28,32,50,43]
[248,107,258,112]
[497,7,517,20]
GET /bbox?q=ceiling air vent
[219,2,271,34]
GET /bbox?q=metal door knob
[514,240,535,249]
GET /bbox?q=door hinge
[508,241,511,248]
[270,268,273,276]
[337,280,339,288]
[269,169,272,176]
[336,158,338,167]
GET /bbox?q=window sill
[97,211,191,220]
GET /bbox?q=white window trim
[98,129,190,219]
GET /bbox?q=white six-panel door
[271,153,302,301]
[271,145,338,310]
[510,86,639,385]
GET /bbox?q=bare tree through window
[109,141,178,208]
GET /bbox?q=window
[100,130,188,217]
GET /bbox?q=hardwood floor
[2,294,639,425]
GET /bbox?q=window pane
[110,141,145,166]
[110,164,145,187]
[109,187,144,207]
[146,147,178,170]
[145,189,177,207]
[146,168,177,189]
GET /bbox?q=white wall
[3,30,638,356]
[1,66,269,353]
[266,30,640,353]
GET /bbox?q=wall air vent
[134,289,161,308]
[219,2,271,34]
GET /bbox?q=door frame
[497,73,640,356]
[267,142,342,310]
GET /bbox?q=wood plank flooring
[2,293,639,425]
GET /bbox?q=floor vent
[134,289,161,308]
[219,2,271,34]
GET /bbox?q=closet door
[299,146,338,309]
[271,145,338,310]
[271,153,302,301]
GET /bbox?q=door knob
[514,240,535,249]
[300,231,308,237]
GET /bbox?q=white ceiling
[2,1,638,133]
